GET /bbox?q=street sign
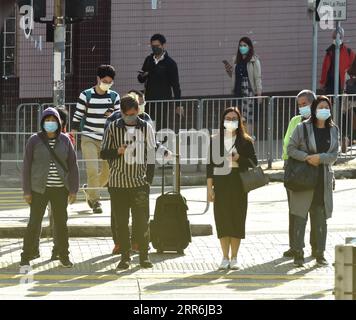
[316,0,347,22]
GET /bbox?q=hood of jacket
[40,107,62,135]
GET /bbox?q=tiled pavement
[0,180,355,299]
[0,230,352,300]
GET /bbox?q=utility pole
[334,21,341,126]
[312,5,318,93]
[53,0,65,106]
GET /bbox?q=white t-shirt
[224,135,239,168]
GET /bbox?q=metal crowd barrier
[145,99,200,132]
[335,94,356,159]
[6,95,356,172]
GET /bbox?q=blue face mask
[316,109,331,121]
[239,46,249,55]
[299,105,311,118]
[44,121,58,133]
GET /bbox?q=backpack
[346,77,356,94]
[79,88,118,131]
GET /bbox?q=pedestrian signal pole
[334,21,341,127]
[53,0,66,106]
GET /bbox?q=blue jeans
[292,204,327,255]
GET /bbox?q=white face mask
[299,105,311,118]
[224,120,239,132]
[138,102,146,115]
[99,82,113,92]
[316,109,331,121]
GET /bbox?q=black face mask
[152,46,163,56]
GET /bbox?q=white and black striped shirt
[72,87,120,141]
[101,118,156,188]
[46,139,64,188]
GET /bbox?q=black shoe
[59,257,74,268]
[294,251,304,267]
[139,252,153,268]
[20,258,30,267]
[316,255,328,266]
[92,201,103,214]
[29,253,40,261]
[283,248,296,258]
[140,259,153,268]
[50,252,60,261]
[117,252,130,270]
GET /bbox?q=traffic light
[65,0,98,21]
[17,0,46,23]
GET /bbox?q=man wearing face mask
[72,65,120,214]
[104,90,171,255]
[101,95,156,269]
[320,28,355,95]
[137,34,182,130]
[282,90,317,259]
[105,90,151,130]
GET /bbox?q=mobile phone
[222,60,229,65]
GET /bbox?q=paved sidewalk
[0,231,351,300]
[0,180,355,300]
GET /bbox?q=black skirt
[213,168,248,239]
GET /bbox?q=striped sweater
[72,87,120,141]
[46,139,64,188]
[100,118,156,188]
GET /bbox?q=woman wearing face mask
[287,96,339,268]
[224,37,262,129]
[20,108,79,268]
[207,107,257,270]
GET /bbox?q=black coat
[138,52,181,101]
[207,134,257,179]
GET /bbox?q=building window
[65,24,73,76]
[2,7,17,77]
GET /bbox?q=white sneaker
[230,258,239,270]
[218,258,230,270]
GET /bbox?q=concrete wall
[110,0,356,97]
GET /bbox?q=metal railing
[4,94,356,172]
[145,99,200,132]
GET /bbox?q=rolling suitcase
[149,136,191,254]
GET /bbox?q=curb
[0,224,213,239]
[264,168,356,182]
[151,168,356,186]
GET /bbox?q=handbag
[283,123,318,192]
[239,158,269,193]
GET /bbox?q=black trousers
[293,204,327,254]
[111,209,140,246]
[22,187,70,259]
[109,185,150,253]
[286,189,316,250]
